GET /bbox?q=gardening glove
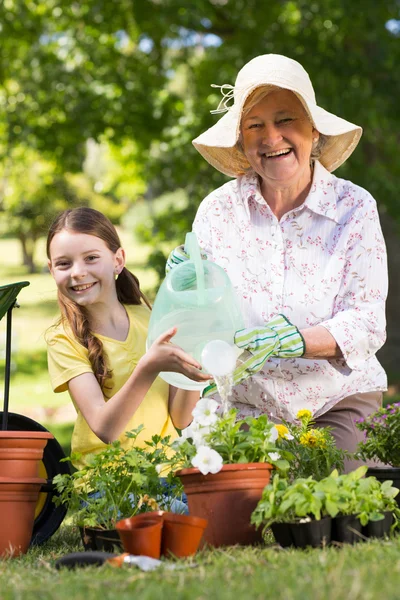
[165,244,208,274]
[202,315,305,398]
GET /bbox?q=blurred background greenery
[1,0,400,440]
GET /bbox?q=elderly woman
[170,54,387,469]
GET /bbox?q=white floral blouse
[193,160,388,422]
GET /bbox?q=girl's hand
[140,327,211,382]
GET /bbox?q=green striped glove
[202,315,305,397]
[165,244,208,274]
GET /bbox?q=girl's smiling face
[48,230,125,307]
[241,88,317,189]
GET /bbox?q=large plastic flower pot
[116,515,163,558]
[0,477,46,558]
[289,517,332,549]
[177,463,273,547]
[331,515,363,545]
[161,512,208,558]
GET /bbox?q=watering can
[147,233,244,390]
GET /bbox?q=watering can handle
[184,232,205,304]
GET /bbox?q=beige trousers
[314,392,384,473]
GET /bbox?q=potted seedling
[252,473,333,548]
[356,403,400,504]
[163,398,292,547]
[53,427,184,553]
[252,467,400,548]
[275,409,348,481]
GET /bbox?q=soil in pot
[0,431,53,478]
[0,477,46,558]
[116,515,163,558]
[289,517,332,549]
[177,463,272,548]
[367,467,400,508]
[362,511,393,539]
[331,515,363,545]
[270,522,293,548]
[161,512,208,558]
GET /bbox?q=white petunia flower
[180,421,211,448]
[191,445,223,475]
[192,398,219,426]
[268,427,279,443]
[286,433,294,440]
[269,452,281,461]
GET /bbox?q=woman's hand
[139,327,211,383]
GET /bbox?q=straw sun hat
[192,54,362,177]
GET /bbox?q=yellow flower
[299,429,326,449]
[296,409,313,422]
[275,424,290,439]
[137,494,160,511]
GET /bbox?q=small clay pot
[116,514,163,558]
[161,512,208,558]
[0,431,53,478]
[289,517,332,549]
[362,511,393,539]
[271,522,293,548]
[0,477,46,558]
[331,515,363,545]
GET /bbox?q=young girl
[46,207,210,471]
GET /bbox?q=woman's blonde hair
[238,85,328,165]
[47,207,151,391]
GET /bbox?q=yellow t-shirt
[46,304,178,470]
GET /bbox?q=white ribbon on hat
[210,84,235,114]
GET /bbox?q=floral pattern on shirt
[193,161,388,422]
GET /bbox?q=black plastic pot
[362,511,393,539]
[289,517,332,548]
[367,467,400,507]
[79,526,123,552]
[331,514,363,544]
[271,522,293,548]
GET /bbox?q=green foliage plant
[355,403,400,467]
[276,409,348,481]
[53,427,183,530]
[251,466,400,534]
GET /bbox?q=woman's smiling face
[241,88,317,188]
[48,230,124,307]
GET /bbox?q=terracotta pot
[0,431,53,478]
[0,477,46,558]
[161,512,208,558]
[116,514,163,558]
[177,463,273,547]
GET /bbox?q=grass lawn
[1,524,400,600]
